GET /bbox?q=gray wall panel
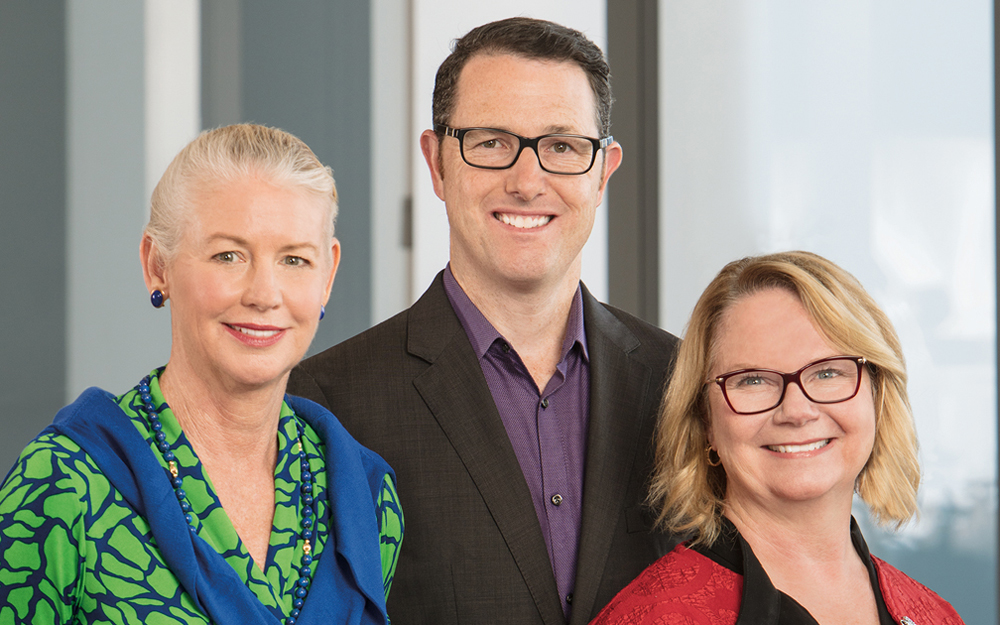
[204,0,372,353]
[0,3,67,473]
[65,2,162,402]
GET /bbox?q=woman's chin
[184,357,296,393]
[767,478,857,508]
[729,474,857,512]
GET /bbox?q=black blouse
[693,517,896,625]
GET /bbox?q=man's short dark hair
[432,17,613,138]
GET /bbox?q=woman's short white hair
[145,124,338,268]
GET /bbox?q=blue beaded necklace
[137,375,316,624]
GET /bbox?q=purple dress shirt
[443,266,590,619]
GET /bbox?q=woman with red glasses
[592,251,962,625]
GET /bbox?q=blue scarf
[46,387,393,625]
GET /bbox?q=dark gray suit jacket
[287,273,680,625]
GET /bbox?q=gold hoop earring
[706,445,722,468]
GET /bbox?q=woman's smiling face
[706,287,876,513]
[158,175,339,392]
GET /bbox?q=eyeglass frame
[434,124,613,175]
[707,355,868,415]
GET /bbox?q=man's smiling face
[424,53,621,291]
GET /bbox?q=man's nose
[504,144,547,197]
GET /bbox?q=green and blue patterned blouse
[0,370,403,623]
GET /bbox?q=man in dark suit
[288,17,679,625]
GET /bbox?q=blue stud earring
[319,305,325,321]
[150,289,165,308]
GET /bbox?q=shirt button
[540,398,549,409]
[566,593,573,604]
[550,494,563,506]
[500,342,510,353]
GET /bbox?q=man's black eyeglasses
[436,125,612,175]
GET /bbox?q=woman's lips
[224,323,285,347]
[765,439,831,454]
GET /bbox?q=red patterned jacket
[590,520,964,625]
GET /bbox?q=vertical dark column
[607,0,660,324]
[0,3,67,471]
[202,0,372,352]
[201,0,243,127]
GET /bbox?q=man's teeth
[232,326,279,338]
[496,213,552,229]
[767,440,830,453]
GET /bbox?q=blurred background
[1,0,994,620]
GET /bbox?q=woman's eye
[214,251,237,263]
[730,373,776,389]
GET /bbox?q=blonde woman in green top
[0,124,402,625]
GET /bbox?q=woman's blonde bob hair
[649,251,920,546]
[144,123,338,268]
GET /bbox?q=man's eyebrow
[483,125,584,136]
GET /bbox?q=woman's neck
[157,360,286,569]
[725,496,879,625]
[157,361,285,473]
[725,495,855,567]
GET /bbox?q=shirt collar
[442,264,589,362]
[696,516,894,625]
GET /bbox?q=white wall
[371,0,413,323]
[145,0,201,200]
[409,2,609,302]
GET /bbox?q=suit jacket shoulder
[586,292,679,374]
[288,277,464,419]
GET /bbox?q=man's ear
[420,129,446,201]
[595,141,623,202]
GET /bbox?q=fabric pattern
[589,545,742,625]
[0,370,401,623]
[590,533,965,625]
[873,556,965,625]
[378,476,403,599]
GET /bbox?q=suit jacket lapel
[407,276,566,625]
[569,289,653,625]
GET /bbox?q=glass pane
[658,1,995,620]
